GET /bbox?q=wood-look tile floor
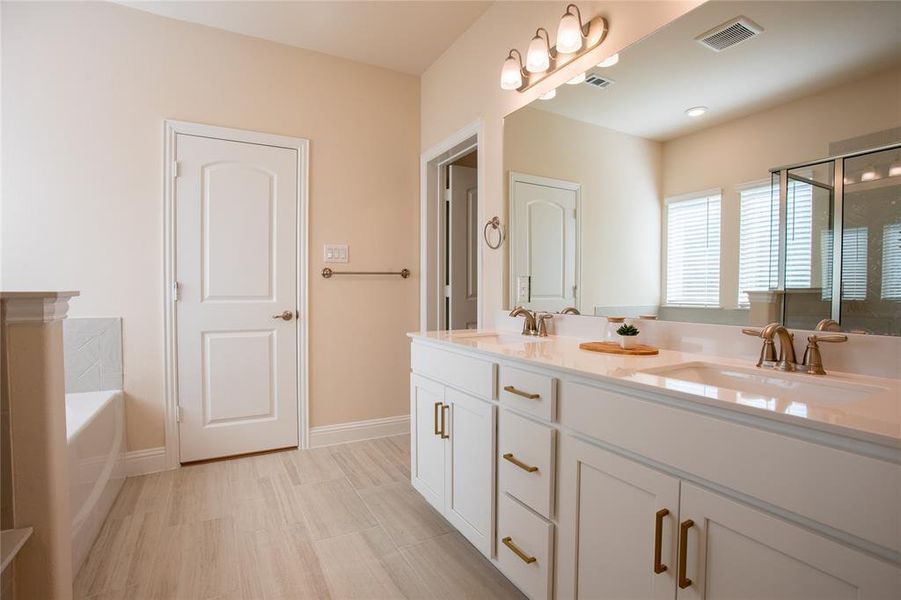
[75,435,524,600]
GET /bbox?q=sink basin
[639,362,884,406]
[453,332,550,344]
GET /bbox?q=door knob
[272,310,294,321]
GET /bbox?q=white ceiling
[116,1,493,75]
[531,1,901,141]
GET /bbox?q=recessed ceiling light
[685,106,708,118]
[597,53,619,68]
[566,72,586,85]
[539,88,557,100]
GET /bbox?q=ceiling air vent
[584,73,614,89]
[696,16,763,52]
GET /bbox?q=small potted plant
[616,323,640,349]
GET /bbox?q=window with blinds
[738,184,778,307]
[784,179,813,288]
[665,192,721,306]
[821,227,869,301]
[881,223,901,300]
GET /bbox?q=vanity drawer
[496,493,554,600]
[410,342,495,399]
[498,365,556,421]
[499,409,555,519]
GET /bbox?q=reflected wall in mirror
[503,0,901,334]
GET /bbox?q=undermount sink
[639,362,885,406]
[454,332,550,344]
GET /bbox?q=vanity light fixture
[539,88,557,100]
[597,53,619,67]
[566,72,587,85]
[526,28,554,73]
[685,106,708,117]
[843,176,856,185]
[499,3,608,93]
[860,166,879,182]
[500,49,526,90]
[889,163,901,177]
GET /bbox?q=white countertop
[409,330,901,449]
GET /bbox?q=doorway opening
[420,126,481,331]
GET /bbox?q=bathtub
[66,389,126,574]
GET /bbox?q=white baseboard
[309,415,410,448]
[126,446,168,476]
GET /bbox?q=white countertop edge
[408,331,901,458]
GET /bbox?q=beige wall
[421,1,703,325]
[662,66,901,309]
[504,107,662,312]
[1,1,420,451]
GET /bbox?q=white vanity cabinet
[556,436,900,600]
[410,345,497,557]
[409,336,901,600]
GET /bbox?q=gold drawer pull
[653,508,669,574]
[440,403,450,439]
[501,536,537,564]
[433,402,442,436]
[503,385,540,400]
[678,519,694,589]
[503,453,538,473]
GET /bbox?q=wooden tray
[579,341,659,356]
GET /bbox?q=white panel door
[444,387,495,557]
[410,375,446,513]
[557,435,681,600]
[677,483,901,600]
[176,133,299,463]
[511,177,578,312]
[449,165,478,329]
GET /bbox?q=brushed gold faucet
[560,307,580,315]
[743,322,848,374]
[509,306,538,335]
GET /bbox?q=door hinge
[443,189,451,203]
[176,406,183,423]
[172,161,181,179]
[444,285,451,298]
[172,281,181,301]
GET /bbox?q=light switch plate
[324,244,349,263]
[517,276,530,303]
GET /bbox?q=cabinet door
[444,387,496,557]
[557,435,681,600]
[677,483,901,600]
[410,374,445,513]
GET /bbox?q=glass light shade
[539,88,557,100]
[526,35,550,73]
[566,72,586,85]
[500,56,523,90]
[556,12,583,54]
[889,163,901,177]
[860,167,879,182]
[598,53,619,68]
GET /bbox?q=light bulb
[556,11,583,54]
[539,88,557,100]
[843,176,855,185]
[526,33,550,73]
[860,167,879,182]
[889,163,901,177]
[685,106,708,118]
[500,54,523,90]
[566,72,586,85]
[598,53,619,68]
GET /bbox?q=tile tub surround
[63,318,123,393]
[495,310,901,380]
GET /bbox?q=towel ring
[483,216,506,250]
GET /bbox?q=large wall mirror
[504,0,901,335]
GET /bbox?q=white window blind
[821,227,868,301]
[665,192,721,306]
[881,223,901,300]
[738,184,778,307]
[784,179,813,288]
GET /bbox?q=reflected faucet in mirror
[560,307,580,315]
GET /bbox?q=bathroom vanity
[407,329,901,599]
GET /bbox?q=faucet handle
[803,333,848,375]
[811,333,848,344]
[741,328,763,337]
[536,313,553,337]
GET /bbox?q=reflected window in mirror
[664,191,721,308]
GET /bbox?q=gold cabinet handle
[503,453,538,473]
[653,508,669,574]
[433,402,442,436]
[678,519,694,589]
[501,536,537,564]
[440,403,449,439]
[503,385,540,400]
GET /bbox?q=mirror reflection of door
[510,173,579,312]
[447,162,478,329]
